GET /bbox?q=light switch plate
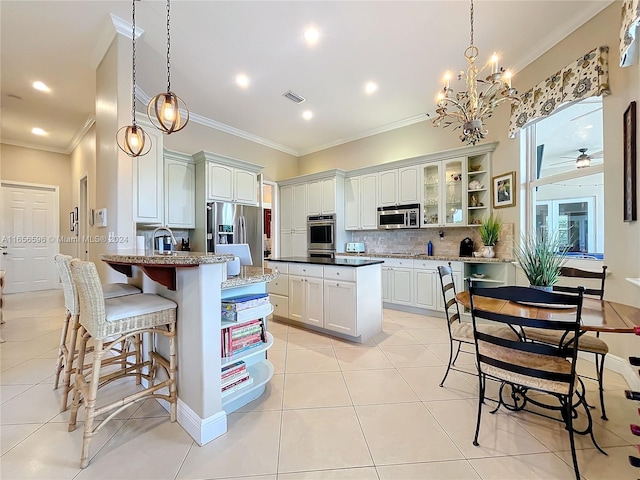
[95,208,107,227]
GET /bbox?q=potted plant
[513,231,568,290]
[478,214,502,258]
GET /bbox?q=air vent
[283,90,306,104]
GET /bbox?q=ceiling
[0,0,613,157]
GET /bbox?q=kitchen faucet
[152,226,177,252]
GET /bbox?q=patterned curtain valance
[508,46,610,138]
[621,0,640,67]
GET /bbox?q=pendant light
[117,0,151,157]
[147,0,189,134]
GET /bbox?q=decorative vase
[529,284,553,292]
[481,245,495,258]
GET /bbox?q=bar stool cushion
[106,294,177,322]
[102,283,141,299]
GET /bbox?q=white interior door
[1,182,59,293]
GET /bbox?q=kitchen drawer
[266,261,288,274]
[268,274,289,296]
[269,294,289,318]
[289,263,324,278]
[377,257,413,269]
[414,259,463,272]
[324,266,356,282]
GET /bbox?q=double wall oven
[307,214,335,258]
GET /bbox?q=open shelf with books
[222,360,275,412]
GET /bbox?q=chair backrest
[54,254,79,315]
[437,263,461,330]
[69,259,107,339]
[554,265,607,300]
[468,282,584,396]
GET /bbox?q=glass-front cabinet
[422,157,466,227]
[466,152,491,226]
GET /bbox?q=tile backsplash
[350,223,514,259]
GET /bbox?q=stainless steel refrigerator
[206,202,263,266]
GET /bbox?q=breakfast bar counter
[100,251,277,446]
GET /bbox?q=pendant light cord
[469,0,474,48]
[166,0,171,93]
[131,0,138,125]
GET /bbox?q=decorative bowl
[471,273,485,279]
[469,164,482,172]
[468,180,483,190]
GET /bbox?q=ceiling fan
[555,148,603,168]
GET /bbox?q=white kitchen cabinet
[422,157,467,227]
[280,183,307,256]
[207,163,257,205]
[280,186,293,232]
[345,173,378,230]
[292,184,308,230]
[414,268,437,310]
[391,267,413,305]
[307,178,336,215]
[288,275,323,327]
[378,170,398,207]
[292,231,307,257]
[381,266,392,302]
[280,232,293,257]
[133,119,164,224]
[324,280,357,336]
[164,153,195,228]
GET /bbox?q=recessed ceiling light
[32,127,47,136]
[304,27,320,46]
[302,110,313,121]
[32,81,50,92]
[235,74,250,89]
[365,82,378,94]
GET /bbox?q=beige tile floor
[1,289,639,479]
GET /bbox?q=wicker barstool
[53,254,141,412]
[67,259,177,469]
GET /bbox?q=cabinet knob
[336,283,339,286]
[336,272,340,276]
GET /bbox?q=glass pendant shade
[147,91,189,134]
[117,124,151,157]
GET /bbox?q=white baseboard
[578,351,640,391]
[177,399,227,446]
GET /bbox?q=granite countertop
[336,252,514,263]
[268,257,384,267]
[100,251,233,265]
[222,267,279,289]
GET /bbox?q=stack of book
[221,293,271,323]
[221,360,253,397]
[221,319,265,358]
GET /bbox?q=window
[522,97,604,257]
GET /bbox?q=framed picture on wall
[623,101,637,222]
[492,171,516,209]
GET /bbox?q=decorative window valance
[508,46,610,138]
[621,0,640,66]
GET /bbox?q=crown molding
[67,116,96,154]
[509,1,614,74]
[1,139,69,155]
[88,13,144,69]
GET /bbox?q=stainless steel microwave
[377,204,420,229]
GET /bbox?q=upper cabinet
[378,166,420,207]
[307,178,336,215]
[193,151,263,206]
[345,173,378,231]
[133,119,164,224]
[422,156,467,228]
[466,152,491,226]
[164,151,195,229]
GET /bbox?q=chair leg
[440,339,456,387]
[53,311,71,389]
[60,313,80,412]
[68,326,89,432]
[168,323,177,422]
[595,353,607,420]
[79,338,105,469]
[473,373,484,446]
[564,399,580,480]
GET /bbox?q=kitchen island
[100,251,278,446]
[266,257,384,342]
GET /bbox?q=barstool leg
[60,313,80,412]
[169,323,177,422]
[80,338,105,469]
[68,327,89,432]
[53,311,71,389]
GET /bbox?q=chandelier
[148,0,189,134]
[432,0,520,145]
[116,0,151,157]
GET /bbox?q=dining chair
[436,263,517,387]
[468,282,596,480]
[526,265,609,420]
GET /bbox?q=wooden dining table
[455,291,640,334]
